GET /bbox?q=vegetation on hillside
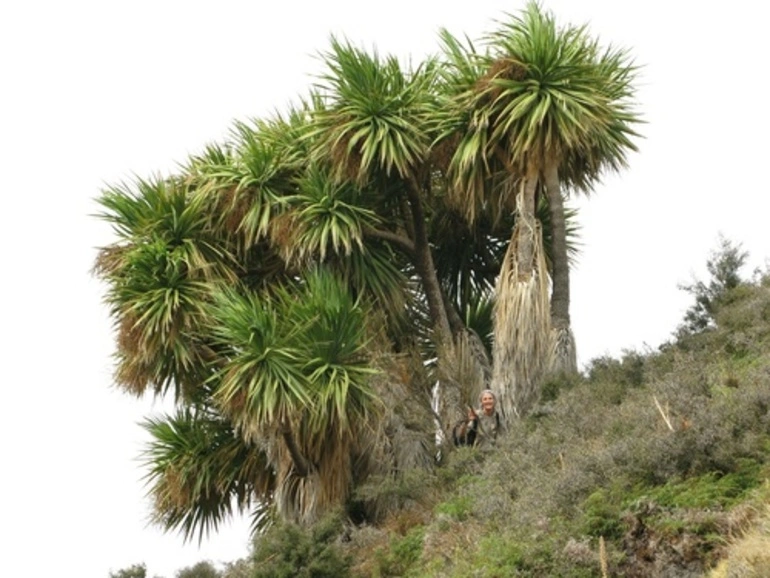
[113,239,770,576]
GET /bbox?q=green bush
[251,512,352,578]
[176,561,220,578]
[373,526,425,577]
[434,495,474,522]
[581,488,624,539]
[584,350,646,390]
[109,564,147,578]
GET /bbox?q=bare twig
[653,395,675,432]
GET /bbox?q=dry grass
[421,519,486,574]
[346,525,388,578]
[708,504,770,578]
[599,535,609,577]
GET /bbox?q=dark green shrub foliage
[176,561,220,578]
[374,526,425,577]
[677,235,748,337]
[251,513,351,578]
[110,564,147,578]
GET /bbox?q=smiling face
[480,391,496,415]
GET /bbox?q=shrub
[373,526,425,577]
[434,495,474,522]
[353,467,439,524]
[109,564,147,578]
[176,561,220,578]
[251,512,352,578]
[584,349,646,390]
[581,488,625,539]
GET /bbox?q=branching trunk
[363,226,415,256]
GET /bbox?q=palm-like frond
[95,176,238,398]
[253,95,320,161]
[109,241,213,398]
[224,121,299,246]
[309,37,437,184]
[291,270,381,435]
[435,29,487,95]
[97,176,235,279]
[179,142,237,194]
[210,268,381,433]
[282,167,381,262]
[142,408,274,543]
[463,290,496,354]
[483,1,641,184]
[432,29,497,222]
[209,285,311,430]
[330,241,411,335]
[176,116,308,257]
[431,203,509,308]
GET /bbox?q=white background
[1,1,767,576]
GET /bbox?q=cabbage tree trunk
[543,161,577,376]
[491,171,550,419]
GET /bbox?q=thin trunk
[399,192,416,243]
[543,162,577,375]
[443,286,466,335]
[280,419,312,477]
[516,172,538,280]
[543,162,570,329]
[403,176,462,439]
[404,177,453,349]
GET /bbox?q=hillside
[245,254,770,577]
[110,248,770,578]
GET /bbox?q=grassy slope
[335,274,770,577]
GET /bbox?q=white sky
[1,1,767,576]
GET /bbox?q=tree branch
[363,226,415,256]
